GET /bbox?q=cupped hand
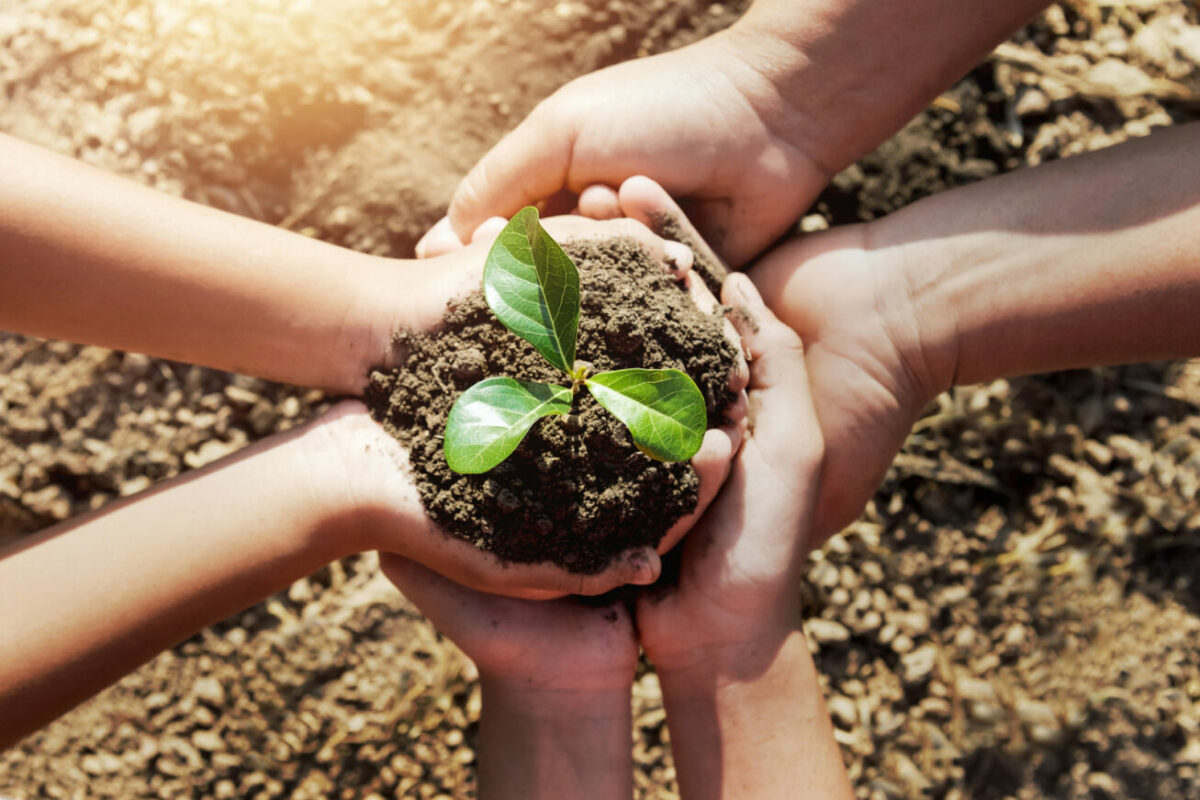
[387,211,750,591]
[749,221,942,544]
[634,272,823,672]
[379,554,638,692]
[309,400,663,599]
[428,28,827,269]
[607,177,938,550]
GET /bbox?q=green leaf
[483,207,580,374]
[586,369,707,462]
[444,377,573,474]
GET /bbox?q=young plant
[443,207,707,475]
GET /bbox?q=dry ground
[2,1,1200,798]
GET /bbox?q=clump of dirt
[365,238,738,574]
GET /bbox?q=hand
[605,178,937,550]
[428,27,827,268]
[355,211,749,598]
[632,272,854,799]
[380,556,637,799]
[380,555,637,693]
[309,401,661,599]
[749,221,943,545]
[634,271,821,671]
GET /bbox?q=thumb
[722,273,822,466]
[448,98,578,242]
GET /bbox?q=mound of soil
[365,237,739,573]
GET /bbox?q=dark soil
[364,238,739,574]
[5,2,1200,798]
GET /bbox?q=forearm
[0,134,404,393]
[478,680,632,800]
[0,414,364,747]
[728,0,1048,174]
[658,630,852,800]
[889,123,1200,388]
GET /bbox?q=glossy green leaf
[586,369,706,462]
[483,207,580,374]
[444,377,573,474]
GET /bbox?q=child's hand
[379,555,638,797]
[380,554,637,692]
[306,394,739,599]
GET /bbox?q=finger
[470,216,509,245]
[448,99,576,241]
[723,273,821,461]
[541,216,671,268]
[619,176,732,289]
[415,216,465,259]
[723,274,806,392]
[654,422,743,555]
[478,546,661,599]
[684,271,748,393]
[577,185,621,220]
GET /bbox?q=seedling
[443,207,707,474]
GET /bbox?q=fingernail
[663,240,694,274]
[626,549,658,585]
[726,273,763,308]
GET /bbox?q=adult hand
[431,27,827,268]
[634,271,821,671]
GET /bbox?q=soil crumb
[365,238,739,574]
[650,211,729,297]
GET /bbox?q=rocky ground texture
[2,1,1199,798]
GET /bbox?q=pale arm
[0,133,416,394]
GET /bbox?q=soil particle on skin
[365,238,739,574]
[649,211,729,297]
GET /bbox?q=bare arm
[660,633,851,800]
[0,133,449,394]
[750,122,1200,544]
[638,275,852,799]
[379,556,637,800]
[733,0,1049,176]
[0,407,375,748]
[893,122,1200,386]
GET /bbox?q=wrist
[871,204,978,395]
[290,403,410,559]
[725,0,1046,176]
[323,254,417,395]
[481,676,632,720]
[651,620,799,695]
[479,678,632,800]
